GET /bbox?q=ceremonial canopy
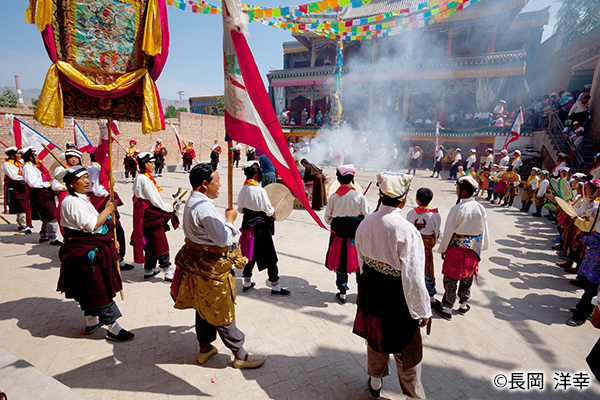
[26,0,169,133]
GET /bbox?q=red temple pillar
[446,36,453,56]
[489,28,497,53]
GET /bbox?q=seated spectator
[494,117,504,127]
[569,94,591,125]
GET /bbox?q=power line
[176,90,185,109]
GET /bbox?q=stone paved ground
[1,164,599,400]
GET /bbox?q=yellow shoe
[197,346,218,364]
[233,354,266,369]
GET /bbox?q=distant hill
[1,86,188,112]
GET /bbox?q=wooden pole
[41,143,67,168]
[227,140,233,209]
[107,118,124,301]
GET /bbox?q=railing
[548,114,585,171]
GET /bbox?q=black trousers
[195,312,247,360]
[574,277,600,318]
[144,252,171,271]
[83,302,122,325]
[242,261,279,282]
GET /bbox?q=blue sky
[0,0,556,102]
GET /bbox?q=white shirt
[324,188,370,225]
[412,151,421,160]
[22,163,50,189]
[499,156,510,167]
[511,158,523,170]
[465,113,473,120]
[436,150,444,162]
[211,143,219,151]
[237,184,275,216]
[355,205,432,320]
[466,155,476,169]
[438,198,489,254]
[405,208,442,239]
[493,105,504,114]
[60,192,102,233]
[537,179,549,198]
[183,191,239,248]
[577,198,599,219]
[88,166,109,198]
[485,154,494,168]
[452,153,462,166]
[133,174,173,213]
[2,162,23,182]
[52,166,67,192]
[529,176,540,191]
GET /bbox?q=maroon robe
[57,224,122,311]
[131,199,179,263]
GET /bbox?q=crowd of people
[3,125,600,397]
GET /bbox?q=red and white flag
[222,0,327,229]
[5,114,60,159]
[505,107,523,148]
[73,119,92,152]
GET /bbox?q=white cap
[156,139,162,143]
[458,175,479,190]
[376,172,413,200]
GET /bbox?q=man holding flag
[220,0,327,230]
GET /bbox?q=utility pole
[14,75,25,108]
[176,90,185,109]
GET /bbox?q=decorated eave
[510,6,550,30]
[268,49,526,86]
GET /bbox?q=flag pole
[0,139,8,148]
[228,139,233,209]
[107,118,124,301]
[41,143,67,168]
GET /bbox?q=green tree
[29,97,39,110]
[164,105,177,118]
[0,87,18,108]
[176,107,188,113]
[555,0,600,46]
[216,96,225,116]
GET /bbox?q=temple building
[189,95,222,115]
[267,0,550,156]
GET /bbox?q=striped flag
[4,114,60,159]
[73,119,92,152]
[222,0,327,229]
[504,107,523,149]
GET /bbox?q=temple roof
[510,6,550,29]
[268,49,526,85]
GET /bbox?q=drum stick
[0,214,10,224]
[363,182,372,196]
[426,318,432,335]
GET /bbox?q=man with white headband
[2,146,28,232]
[56,165,135,342]
[353,172,431,399]
[324,164,370,304]
[434,175,489,321]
